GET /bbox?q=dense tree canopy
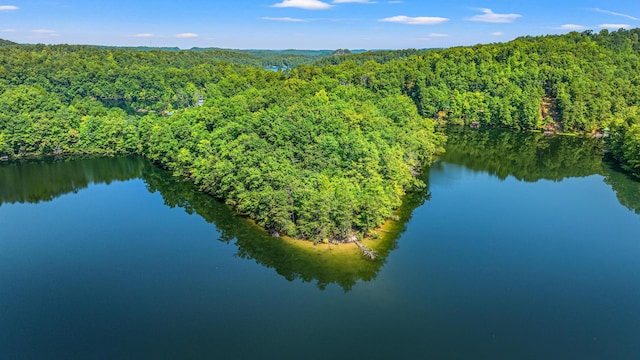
[311,29,640,176]
[1,28,640,240]
[0,40,441,241]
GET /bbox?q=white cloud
[272,0,332,10]
[591,8,638,21]
[555,24,587,31]
[379,15,449,25]
[333,0,376,3]
[491,32,504,36]
[261,16,308,22]
[467,8,522,23]
[0,5,19,11]
[176,33,198,38]
[599,23,631,29]
[2,28,17,32]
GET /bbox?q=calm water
[1,129,640,359]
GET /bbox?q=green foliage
[3,27,640,237]
[0,38,16,46]
[0,40,441,240]
[607,107,640,177]
[135,82,439,240]
[312,29,640,176]
[315,29,640,136]
[620,124,640,175]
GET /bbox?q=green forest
[1,28,640,241]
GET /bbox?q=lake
[1,128,639,359]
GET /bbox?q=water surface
[1,130,639,359]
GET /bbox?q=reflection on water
[0,156,409,291]
[442,127,640,214]
[603,159,640,215]
[440,126,604,181]
[142,165,400,291]
[3,128,640,359]
[2,128,638,291]
[0,156,148,205]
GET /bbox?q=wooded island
[1,28,639,242]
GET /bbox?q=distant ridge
[97,46,182,52]
[0,39,335,68]
[0,38,17,46]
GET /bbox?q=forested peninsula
[1,28,640,242]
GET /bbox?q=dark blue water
[1,130,640,359]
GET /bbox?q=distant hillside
[191,48,337,68]
[0,38,17,46]
[314,48,435,66]
[99,46,182,52]
[0,39,345,68]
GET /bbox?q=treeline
[0,43,441,241]
[2,28,640,239]
[314,48,427,66]
[140,82,439,240]
[308,29,640,176]
[0,43,300,111]
[218,48,335,68]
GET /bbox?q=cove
[1,128,639,359]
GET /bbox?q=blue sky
[1,0,639,49]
